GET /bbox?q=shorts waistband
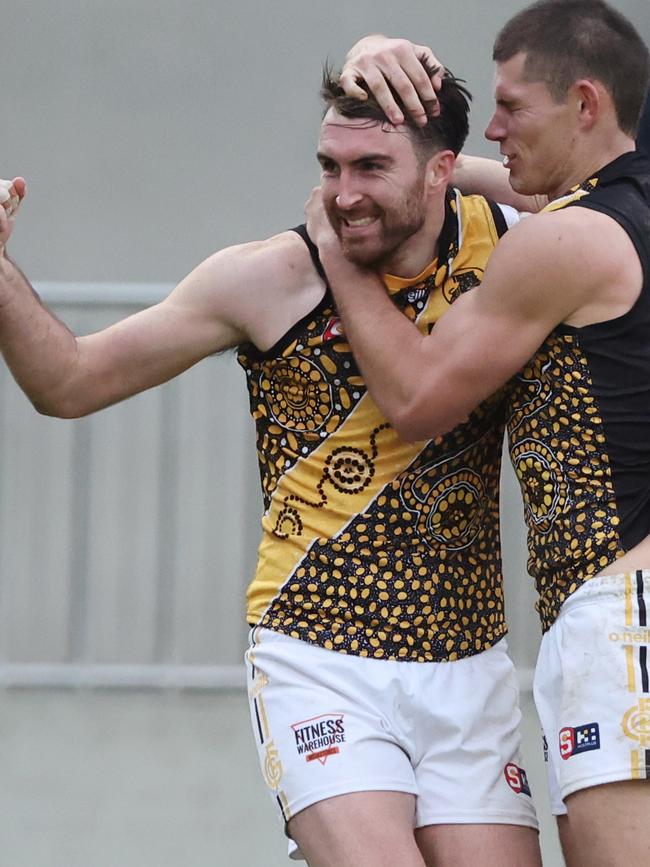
[559,569,650,615]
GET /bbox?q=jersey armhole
[290,224,327,281]
[489,201,520,236]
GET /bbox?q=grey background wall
[0,0,648,681]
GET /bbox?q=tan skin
[309,37,650,867]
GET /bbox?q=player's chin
[341,241,383,268]
[508,168,539,197]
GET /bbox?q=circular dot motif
[325,447,374,494]
[263,357,332,432]
[511,438,566,532]
[406,470,486,550]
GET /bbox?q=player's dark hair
[493,0,649,135]
[320,61,471,161]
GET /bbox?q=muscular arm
[0,224,321,418]
[453,154,546,213]
[315,207,640,440]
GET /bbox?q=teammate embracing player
[308,3,650,865]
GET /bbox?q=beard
[326,177,427,270]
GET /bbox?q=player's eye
[319,159,338,175]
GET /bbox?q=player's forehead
[318,108,410,157]
[493,52,552,103]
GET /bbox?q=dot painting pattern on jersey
[508,332,623,630]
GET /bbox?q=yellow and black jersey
[507,151,650,631]
[239,191,510,661]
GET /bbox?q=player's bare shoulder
[484,205,642,328]
[545,206,644,327]
[172,229,326,352]
[243,229,323,295]
[222,229,327,351]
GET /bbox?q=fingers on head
[338,68,369,100]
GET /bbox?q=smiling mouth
[342,216,377,228]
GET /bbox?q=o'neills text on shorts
[609,629,650,644]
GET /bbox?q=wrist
[315,234,342,261]
[0,252,21,291]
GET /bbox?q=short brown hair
[493,0,649,135]
[321,62,471,160]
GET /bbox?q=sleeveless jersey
[239,192,509,661]
[507,151,650,631]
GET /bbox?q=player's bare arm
[56,233,320,417]
[309,196,641,441]
[0,185,323,417]
[453,154,545,213]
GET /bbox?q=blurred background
[0,1,648,865]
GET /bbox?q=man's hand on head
[341,35,443,127]
[0,177,26,257]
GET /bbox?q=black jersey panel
[560,153,650,551]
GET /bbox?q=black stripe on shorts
[253,698,264,744]
[640,645,649,694]
[636,570,647,626]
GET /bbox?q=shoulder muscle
[166,229,325,351]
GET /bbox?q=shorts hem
[560,769,650,803]
[416,811,538,831]
[285,781,419,822]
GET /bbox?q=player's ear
[426,149,456,191]
[571,79,601,130]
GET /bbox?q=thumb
[12,177,27,199]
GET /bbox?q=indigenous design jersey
[507,152,650,631]
[239,192,509,662]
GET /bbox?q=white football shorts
[534,570,650,815]
[246,626,538,859]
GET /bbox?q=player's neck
[548,131,636,201]
[380,201,446,280]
